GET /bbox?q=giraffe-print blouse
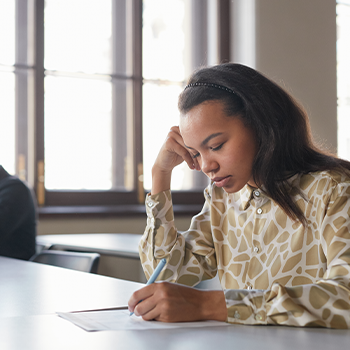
[139,170,350,328]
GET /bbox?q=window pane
[44,76,112,190]
[44,0,112,74]
[0,0,15,65]
[142,0,186,81]
[337,2,350,161]
[143,83,199,190]
[0,71,15,174]
[142,0,207,191]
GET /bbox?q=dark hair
[178,63,350,226]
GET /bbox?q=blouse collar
[238,173,301,210]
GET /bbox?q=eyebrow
[184,132,223,149]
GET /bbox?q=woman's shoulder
[297,170,350,197]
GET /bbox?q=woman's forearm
[151,165,172,195]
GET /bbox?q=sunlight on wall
[337,1,350,161]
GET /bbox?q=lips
[212,175,231,188]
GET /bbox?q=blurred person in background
[0,165,36,260]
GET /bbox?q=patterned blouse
[139,170,350,328]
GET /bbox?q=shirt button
[255,314,263,321]
[254,190,260,197]
[257,208,263,214]
[253,246,259,253]
[147,201,154,207]
[234,311,240,319]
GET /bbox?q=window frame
[11,0,230,217]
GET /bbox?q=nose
[199,154,219,175]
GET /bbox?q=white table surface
[0,312,348,350]
[36,233,141,259]
[1,257,349,350]
[0,256,142,317]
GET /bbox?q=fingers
[128,283,167,319]
[154,125,201,174]
[129,282,198,323]
[129,283,168,321]
[134,297,159,320]
[165,138,194,170]
[169,127,200,171]
[128,285,165,321]
[129,281,226,323]
[128,285,154,314]
[167,127,199,170]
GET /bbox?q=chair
[35,242,52,254]
[29,250,100,273]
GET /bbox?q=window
[337,0,350,161]
[44,0,116,191]
[0,1,16,175]
[1,0,230,214]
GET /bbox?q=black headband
[184,82,235,94]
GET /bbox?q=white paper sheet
[57,308,230,332]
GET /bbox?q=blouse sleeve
[224,181,350,329]
[139,186,218,286]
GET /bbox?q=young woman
[128,63,350,328]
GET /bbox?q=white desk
[0,256,142,317]
[0,257,349,350]
[0,311,348,350]
[36,233,140,259]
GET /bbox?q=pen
[130,258,167,316]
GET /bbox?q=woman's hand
[128,282,227,323]
[151,126,200,195]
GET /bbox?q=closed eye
[192,143,223,158]
[211,143,224,151]
[192,152,200,159]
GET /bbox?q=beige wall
[232,0,338,153]
[38,0,338,282]
[37,216,192,236]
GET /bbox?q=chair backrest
[29,250,100,273]
[35,242,52,255]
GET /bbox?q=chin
[223,188,237,194]
[222,182,246,194]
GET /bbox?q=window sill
[38,204,203,218]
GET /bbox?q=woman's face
[179,100,258,193]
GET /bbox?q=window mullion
[29,0,45,205]
[218,0,231,62]
[112,0,128,189]
[15,0,29,182]
[189,0,210,189]
[132,0,144,203]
